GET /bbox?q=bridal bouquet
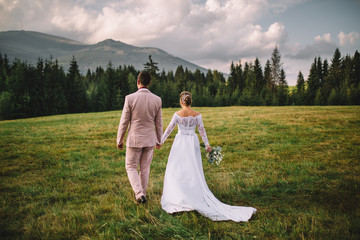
[206,146,223,165]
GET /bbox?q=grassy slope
[1,106,359,239]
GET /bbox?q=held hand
[205,145,212,153]
[155,144,161,149]
[117,143,124,150]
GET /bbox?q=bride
[160,91,257,222]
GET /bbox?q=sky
[1,0,360,85]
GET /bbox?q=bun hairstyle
[180,91,192,107]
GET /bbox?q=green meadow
[1,106,359,239]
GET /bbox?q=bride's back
[176,109,200,118]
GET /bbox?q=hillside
[0,30,208,74]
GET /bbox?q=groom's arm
[154,99,163,147]
[117,96,131,148]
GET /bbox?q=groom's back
[125,89,162,147]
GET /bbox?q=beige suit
[117,88,162,199]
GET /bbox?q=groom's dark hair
[138,71,151,86]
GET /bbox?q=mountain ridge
[0,30,208,74]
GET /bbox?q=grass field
[1,106,359,239]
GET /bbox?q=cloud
[314,33,332,43]
[29,0,290,72]
[338,31,360,46]
[265,0,309,14]
[0,0,310,79]
[144,1,288,67]
[0,0,50,30]
[50,0,192,44]
[287,33,337,59]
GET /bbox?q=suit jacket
[117,88,162,148]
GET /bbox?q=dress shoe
[137,195,147,204]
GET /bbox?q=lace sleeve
[197,114,209,146]
[161,113,178,144]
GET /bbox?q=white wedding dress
[160,113,257,222]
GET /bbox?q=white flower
[206,146,223,165]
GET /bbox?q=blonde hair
[180,91,192,107]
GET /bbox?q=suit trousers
[125,146,154,200]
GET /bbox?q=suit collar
[137,88,150,93]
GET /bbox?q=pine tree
[205,70,217,98]
[8,60,33,118]
[28,58,45,116]
[264,60,274,105]
[317,59,329,105]
[323,59,329,78]
[295,71,305,105]
[264,60,271,89]
[143,55,159,77]
[229,62,245,103]
[277,68,288,105]
[193,69,204,96]
[254,58,264,94]
[317,57,323,87]
[353,51,360,86]
[0,91,13,119]
[328,48,343,88]
[349,51,360,104]
[241,62,257,105]
[1,54,10,75]
[322,48,342,104]
[342,55,353,86]
[66,56,87,113]
[270,46,282,88]
[0,53,7,93]
[166,71,179,107]
[174,65,185,92]
[306,58,321,105]
[105,62,117,110]
[227,62,237,96]
[243,62,250,89]
[45,59,67,115]
[209,70,223,97]
[127,72,137,93]
[227,61,244,100]
[327,88,339,105]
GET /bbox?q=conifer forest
[0,47,359,120]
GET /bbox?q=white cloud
[315,33,332,43]
[148,1,288,64]
[265,0,308,14]
[51,6,95,33]
[205,0,221,11]
[288,33,337,59]
[0,0,329,84]
[0,0,49,30]
[40,0,291,73]
[50,0,191,44]
[338,31,360,46]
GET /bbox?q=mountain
[0,30,208,74]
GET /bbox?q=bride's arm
[197,115,211,152]
[161,113,177,144]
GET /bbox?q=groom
[116,71,163,204]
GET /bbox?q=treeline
[296,49,360,105]
[0,47,359,120]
